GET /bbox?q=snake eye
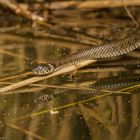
[32,64,55,75]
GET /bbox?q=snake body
[33,32,140,75]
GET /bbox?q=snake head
[32,64,55,75]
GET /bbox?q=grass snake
[33,32,140,75]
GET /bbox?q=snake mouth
[32,64,55,75]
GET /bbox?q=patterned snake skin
[33,32,140,75]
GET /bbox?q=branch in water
[0,60,96,92]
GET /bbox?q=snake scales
[33,31,140,75]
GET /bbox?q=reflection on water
[0,30,140,140]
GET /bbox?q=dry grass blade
[123,0,139,26]
[77,0,140,9]
[0,0,45,22]
[0,49,23,58]
[9,92,114,121]
[8,80,138,121]
[120,83,140,92]
[49,0,140,9]
[6,123,46,140]
[0,72,32,82]
[0,60,96,92]
[0,82,130,95]
[9,88,131,121]
[1,87,46,95]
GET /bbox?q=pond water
[0,30,140,140]
[0,3,140,138]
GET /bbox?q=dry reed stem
[9,90,131,121]
[78,67,127,73]
[0,82,130,95]
[6,123,46,140]
[49,0,140,9]
[0,72,32,82]
[0,33,93,50]
[0,60,96,92]
[123,0,139,26]
[1,0,139,19]
[0,0,45,22]
[32,29,99,46]
[77,0,140,9]
[8,93,115,121]
[0,49,24,58]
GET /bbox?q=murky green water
[0,31,140,140]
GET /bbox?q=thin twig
[47,0,140,9]
[123,0,139,27]
[0,0,45,22]
[6,123,46,140]
[0,72,32,82]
